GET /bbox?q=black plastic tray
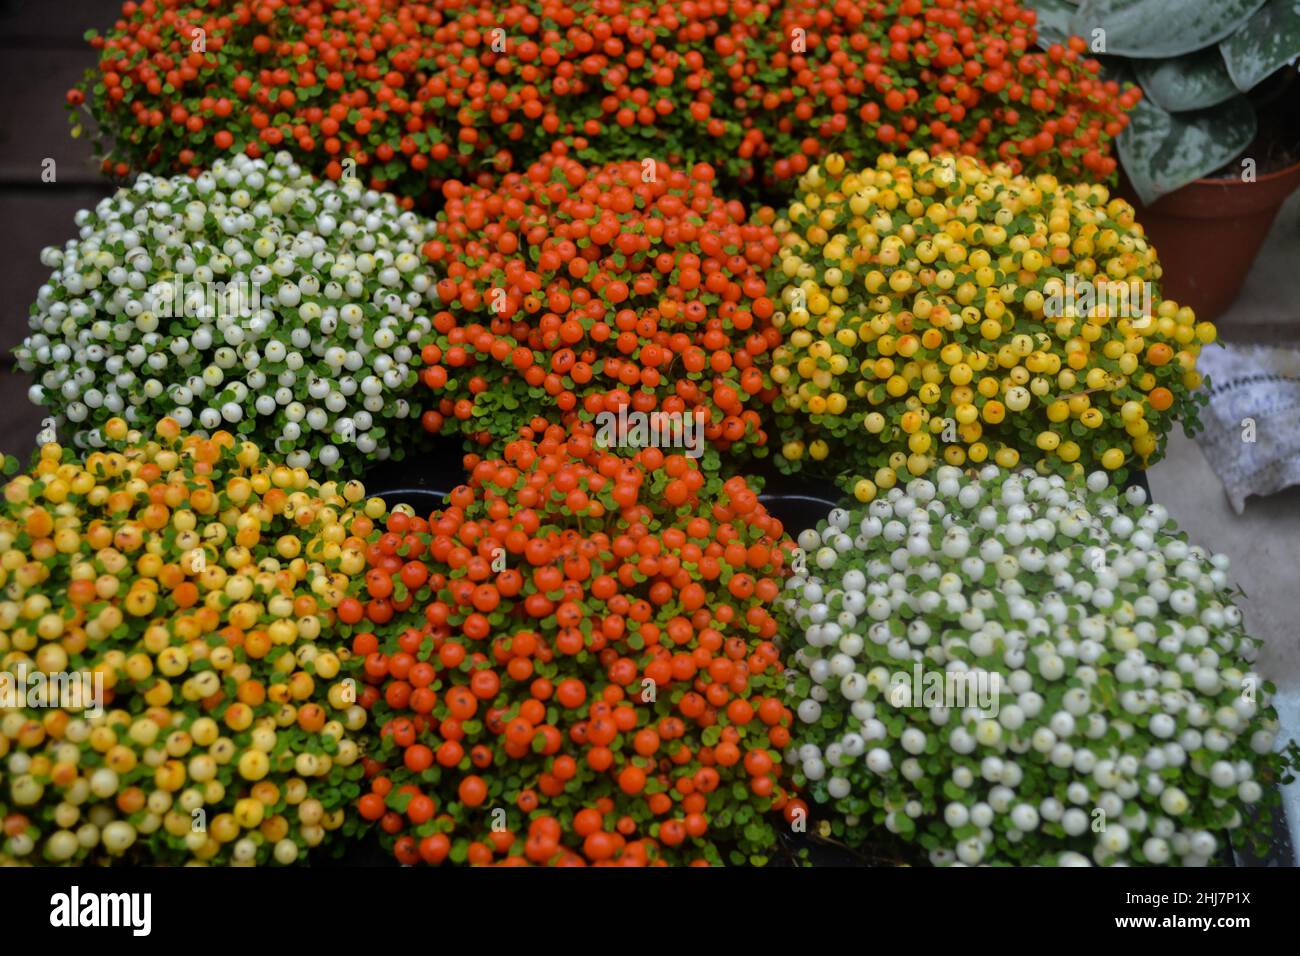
[362,452,1298,868]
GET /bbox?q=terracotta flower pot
[1118,160,1300,323]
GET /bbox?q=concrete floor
[1149,186,1300,691]
[1150,431,1300,687]
[1146,187,1300,858]
[1150,430,1300,861]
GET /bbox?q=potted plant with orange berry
[737,0,1138,193]
[414,145,783,469]
[344,423,802,866]
[69,0,776,200]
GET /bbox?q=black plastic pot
[363,435,466,515]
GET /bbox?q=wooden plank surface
[0,0,118,46]
[0,0,118,460]
[0,48,106,184]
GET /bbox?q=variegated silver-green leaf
[1134,48,1239,111]
[1073,0,1270,58]
[1118,95,1256,204]
[1028,0,1077,48]
[1220,0,1300,91]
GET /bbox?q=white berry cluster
[780,464,1294,866]
[15,152,437,472]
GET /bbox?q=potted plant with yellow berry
[767,150,1213,502]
